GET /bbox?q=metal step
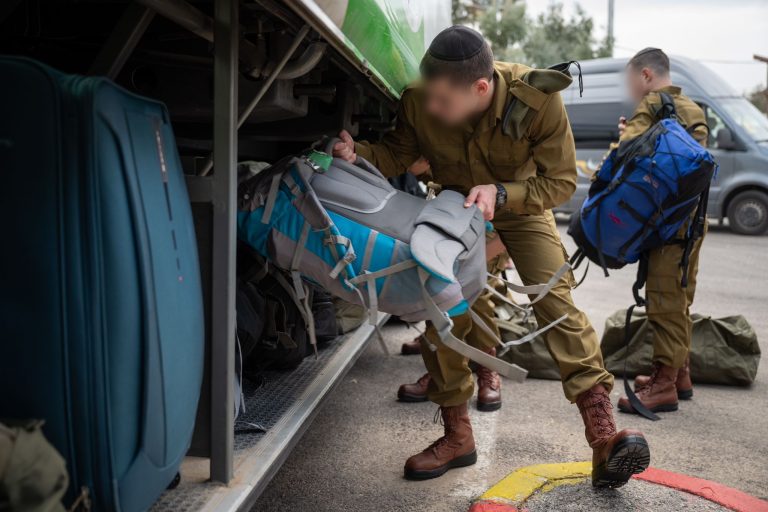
[150,313,387,512]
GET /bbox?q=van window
[719,98,768,143]
[700,105,729,149]
[565,101,631,149]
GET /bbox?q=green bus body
[285,0,451,98]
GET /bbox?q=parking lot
[253,222,768,512]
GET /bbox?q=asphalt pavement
[252,222,768,512]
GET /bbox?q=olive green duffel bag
[601,309,761,386]
[495,301,561,381]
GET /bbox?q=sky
[524,0,768,94]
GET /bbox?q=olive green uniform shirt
[620,85,708,146]
[355,62,577,216]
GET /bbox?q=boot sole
[618,401,678,414]
[397,392,428,403]
[593,435,651,488]
[476,400,502,412]
[404,450,478,480]
[633,386,693,401]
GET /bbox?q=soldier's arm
[692,123,709,147]
[355,90,421,178]
[620,96,654,142]
[502,93,577,215]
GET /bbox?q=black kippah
[427,25,485,61]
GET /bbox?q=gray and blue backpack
[236,144,567,380]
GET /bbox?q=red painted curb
[468,500,518,512]
[634,467,768,512]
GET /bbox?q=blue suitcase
[0,57,205,511]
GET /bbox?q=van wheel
[727,190,768,235]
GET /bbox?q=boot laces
[638,362,663,393]
[477,365,499,390]
[428,407,462,456]
[580,391,616,438]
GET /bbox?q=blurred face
[625,65,654,102]
[423,76,492,126]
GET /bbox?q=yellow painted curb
[479,461,592,506]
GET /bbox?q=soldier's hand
[464,184,497,221]
[333,130,357,163]
[407,156,430,176]
[618,116,627,137]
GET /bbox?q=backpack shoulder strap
[656,91,677,120]
[621,254,663,421]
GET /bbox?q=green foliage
[479,0,527,60]
[748,85,768,115]
[522,3,610,67]
[453,0,613,67]
[452,0,494,25]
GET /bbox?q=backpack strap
[621,253,662,421]
[656,91,677,120]
[416,267,529,382]
[685,121,709,136]
[680,187,709,288]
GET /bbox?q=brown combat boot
[634,356,693,400]
[619,363,679,414]
[476,348,502,411]
[400,335,424,355]
[578,385,650,488]
[404,403,477,480]
[397,373,431,402]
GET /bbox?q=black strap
[685,121,710,137]
[548,60,583,97]
[622,254,661,421]
[568,249,590,289]
[679,187,709,288]
[657,92,677,120]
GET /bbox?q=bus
[0,1,450,510]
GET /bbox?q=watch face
[495,184,507,207]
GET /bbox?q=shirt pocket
[425,144,467,189]
[488,139,530,178]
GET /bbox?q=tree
[748,85,768,116]
[452,0,494,26]
[522,3,611,68]
[479,0,527,61]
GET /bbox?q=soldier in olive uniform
[333,26,649,487]
[615,48,708,415]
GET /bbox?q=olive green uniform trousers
[421,211,614,405]
[646,223,707,368]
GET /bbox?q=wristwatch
[494,183,507,209]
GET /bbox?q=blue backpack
[568,92,716,420]
[568,92,716,282]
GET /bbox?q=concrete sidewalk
[252,225,768,511]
